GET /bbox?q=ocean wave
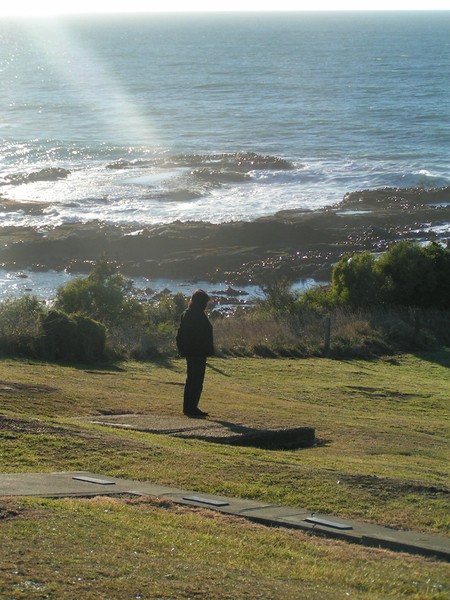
[1,167,71,186]
[109,152,296,203]
[105,159,154,170]
[190,167,251,184]
[150,190,204,202]
[105,151,296,173]
[131,152,295,199]
[383,171,450,190]
[150,169,251,201]
[167,152,295,172]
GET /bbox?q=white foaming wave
[376,170,450,190]
[123,169,190,186]
[0,170,356,227]
[410,169,450,187]
[0,212,64,228]
[1,151,450,229]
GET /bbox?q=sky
[1,0,449,17]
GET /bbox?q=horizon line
[2,9,450,18]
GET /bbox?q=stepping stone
[81,414,315,449]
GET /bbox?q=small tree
[299,241,450,311]
[378,241,450,309]
[423,242,450,309]
[332,251,384,308]
[256,278,299,315]
[145,292,187,326]
[55,256,143,325]
[299,285,335,312]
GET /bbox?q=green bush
[301,241,450,311]
[298,285,336,313]
[2,244,449,363]
[145,292,187,326]
[378,241,450,309]
[41,310,106,362]
[72,314,107,362]
[254,279,299,315]
[55,256,144,326]
[331,251,384,308]
[0,295,45,357]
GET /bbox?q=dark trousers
[183,356,207,413]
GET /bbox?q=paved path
[0,470,448,562]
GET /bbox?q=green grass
[1,496,448,600]
[0,352,449,598]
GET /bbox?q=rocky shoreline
[1,186,449,286]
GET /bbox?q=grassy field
[0,351,449,598]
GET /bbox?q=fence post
[324,316,331,358]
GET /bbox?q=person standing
[176,289,214,417]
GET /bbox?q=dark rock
[0,186,449,285]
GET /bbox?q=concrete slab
[76,414,315,449]
[279,513,450,560]
[1,471,448,561]
[163,491,279,515]
[0,471,183,499]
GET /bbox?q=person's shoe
[183,409,208,418]
[195,409,209,417]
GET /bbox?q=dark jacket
[176,307,214,358]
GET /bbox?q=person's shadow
[212,420,256,435]
[206,363,230,376]
[208,420,316,450]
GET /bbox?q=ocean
[1,11,449,230]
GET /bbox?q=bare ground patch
[0,414,167,454]
[0,415,68,435]
[0,499,47,522]
[0,501,20,521]
[0,380,58,396]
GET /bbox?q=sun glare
[18,19,160,145]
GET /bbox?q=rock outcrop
[0,186,449,285]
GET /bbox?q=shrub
[40,310,106,362]
[331,251,384,308]
[298,285,336,313]
[302,241,450,311]
[214,311,316,358]
[55,256,144,326]
[0,295,45,357]
[145,292,187,326]
[254,279,299,315]
[378,241,450,309]
[72,314,107,362]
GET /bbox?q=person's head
[189,289,210,311]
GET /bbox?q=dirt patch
[0,414,161,452]
[0,499,50,522]
[0,415,68,435]
[0,380,58,396]
[0,501,20,521]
